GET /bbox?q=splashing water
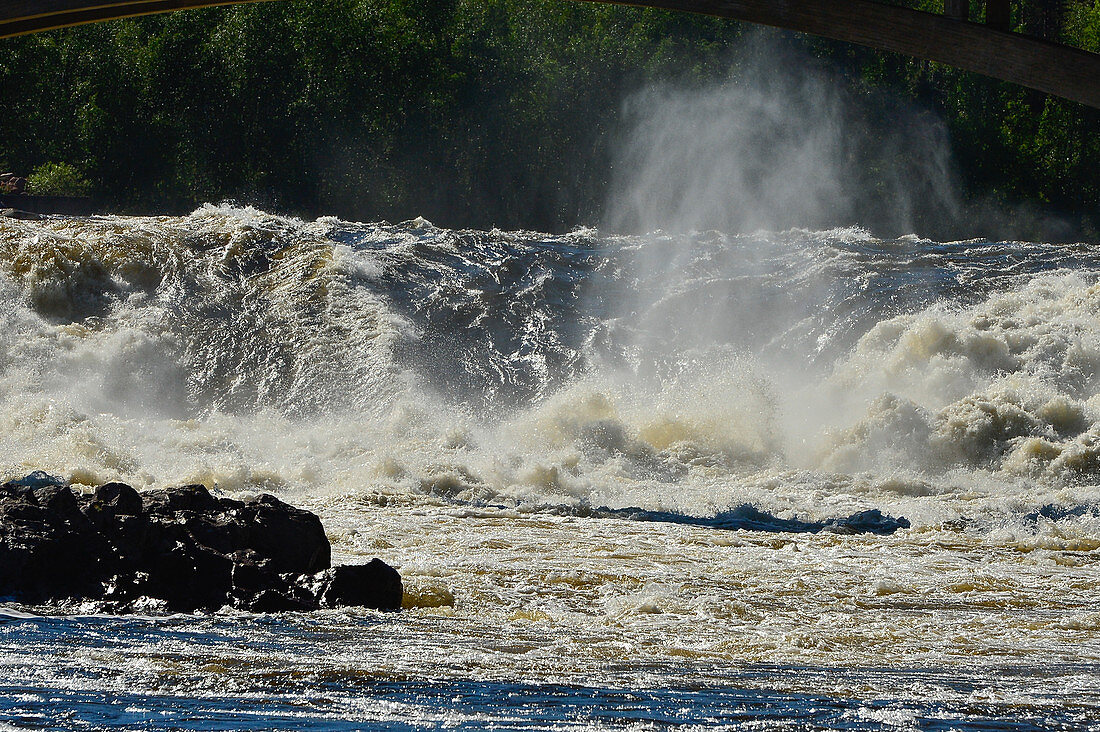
[1,205,1099,728]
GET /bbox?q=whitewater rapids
[0,205,1097,729]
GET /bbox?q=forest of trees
[1,0,1099,238]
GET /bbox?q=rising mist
[603,35,964,238]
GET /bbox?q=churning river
[0,205,1098,729]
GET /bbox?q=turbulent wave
[2,205,1100,532]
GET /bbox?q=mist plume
[603,34,962,238]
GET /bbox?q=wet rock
[142,483,221,514]
[0,173,26,194]
[230,561,316,613]
[316,559,404,611]
[92,482,144,516]
[0,473,401,614]
[8,471,67,490]
[235,493,330,574]
[144,542,234,612]
[820,508,911,535]
[0,475,111,603]
[0,208,44,220]
[596,503,911,536]
[248,588,316,613]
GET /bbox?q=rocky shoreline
[0,195,99,217]
[0,472,401,613]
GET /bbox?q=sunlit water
[1,205,1098,729]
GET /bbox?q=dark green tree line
[1,0,1099,236]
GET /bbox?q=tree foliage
[0,0,1098,235]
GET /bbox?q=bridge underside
[3,0,1100,108]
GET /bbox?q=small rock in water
[316,559,404,610]
[0,208,42,220]
[0,474,401,613]
[8,471,67,489]
[821,509,911,535]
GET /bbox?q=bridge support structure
[944,0,969,22]
[595,0,1100,108]
[985,0,1011,32]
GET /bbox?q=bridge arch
[3,0,1100,108]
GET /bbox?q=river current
[0,205,1098,729]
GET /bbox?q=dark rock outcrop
[0,472,401,613]
[0,173,26,194]
[580,502,911,535]
[315,560,404,610]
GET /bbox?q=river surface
[0,205,1098,729]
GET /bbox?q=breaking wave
[2,205,1100,533]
